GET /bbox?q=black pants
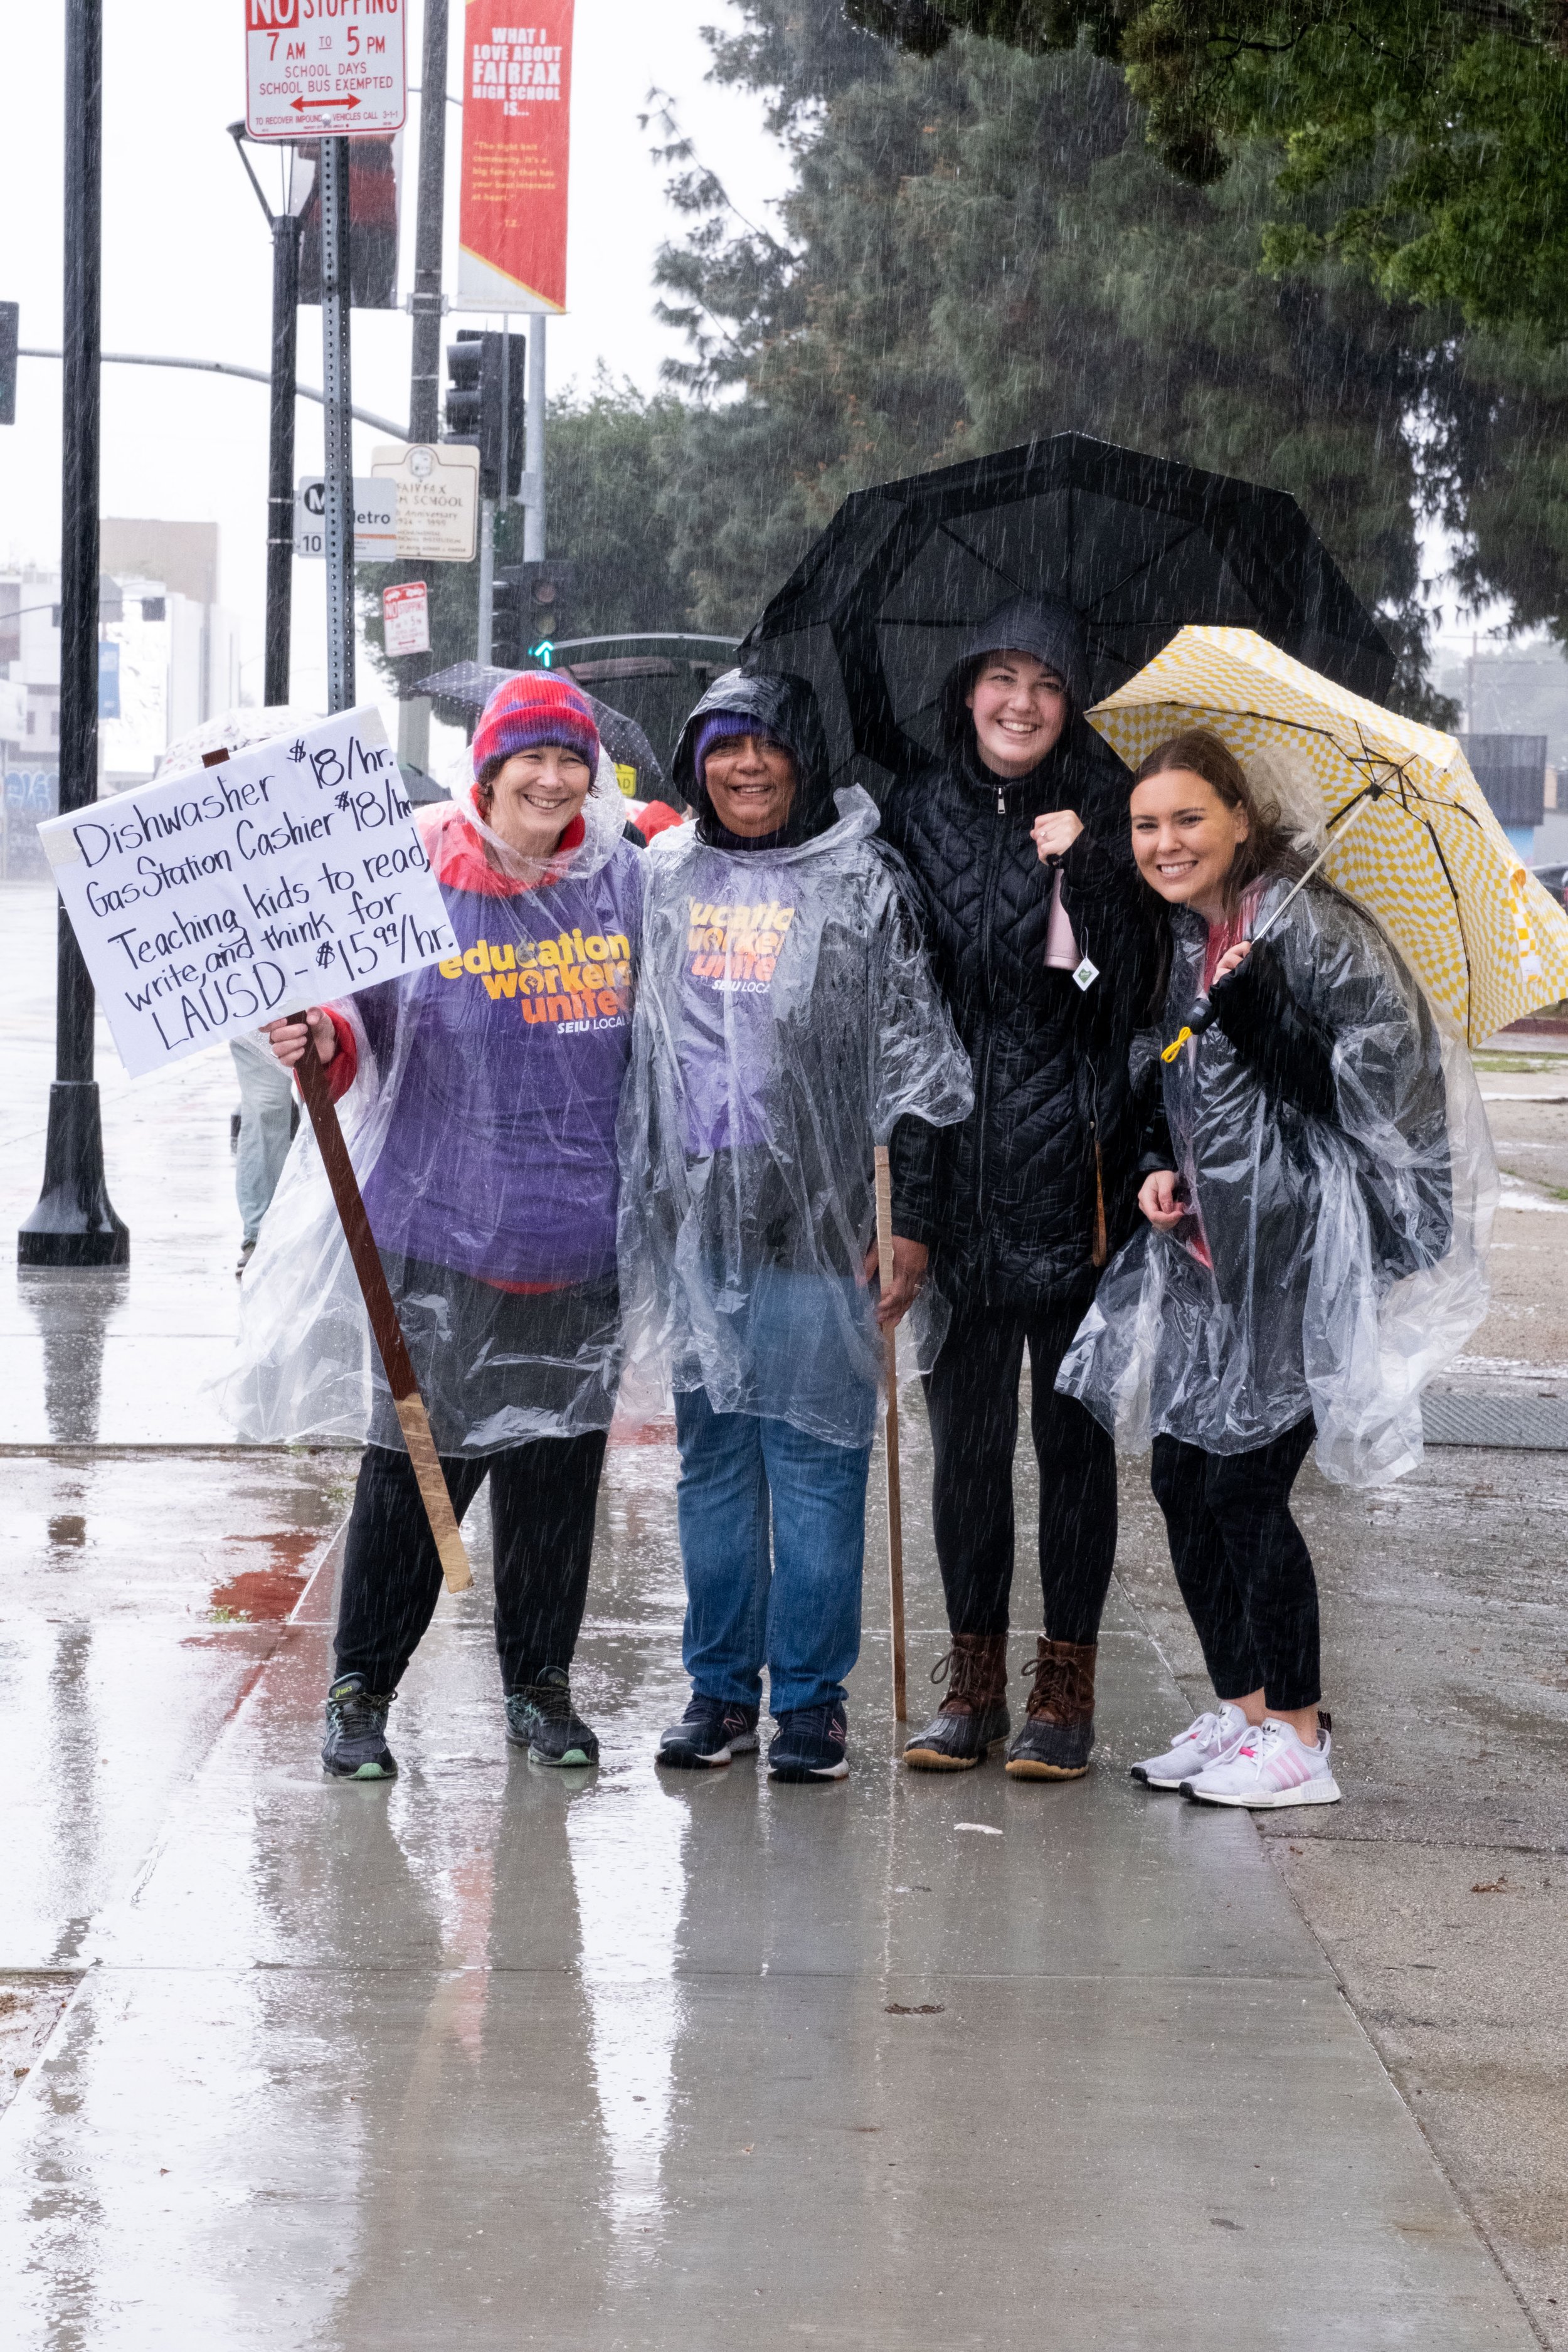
[923,1301,1118,1646]
[334,1433,608,1694]
[1149,1417,1320,1711]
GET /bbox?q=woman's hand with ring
[1030,810,1083,864]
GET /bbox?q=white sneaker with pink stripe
[1181,1715,1342,1809]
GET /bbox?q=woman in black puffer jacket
[881,596,1159,1781]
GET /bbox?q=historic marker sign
[457,6,574,312]
[38,709,455,1078]
[246,0,408,142]
[371,442,480,562]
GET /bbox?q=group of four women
[240,596,1458,1809]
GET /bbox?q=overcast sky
[0,0,790,715]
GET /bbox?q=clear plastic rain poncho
[220,742,645,1454]
[1056,874,1497,1485]
[616,786,974,1449]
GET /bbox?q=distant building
[0,524,242,879]
[1463,733,1548,862]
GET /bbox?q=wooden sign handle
[290,1023,471,1594]
[874,1144,907,1724]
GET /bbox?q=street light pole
[320,135,355,714]
[19,0,127,1270]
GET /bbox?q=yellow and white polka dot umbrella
[1087,625,1568,1046]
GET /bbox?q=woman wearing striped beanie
[244,670,644,1782]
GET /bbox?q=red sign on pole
[457,7,573,314]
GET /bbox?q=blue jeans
[231,1033,297,1244]
[674,1385,872,1717]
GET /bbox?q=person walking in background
[230,673,643,1781]
[1061,728,1459,1808]
[618,669,972,1784]
[881,597,1157,1781]
[230,1032,296,1276]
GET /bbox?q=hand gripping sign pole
[874,1145,908,1724]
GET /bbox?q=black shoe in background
[322,1675,398,1780]
[506,1666,600,1767]
[656,1693,761,1771]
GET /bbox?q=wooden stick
[291,1028,472,1594]
[874,1143,907,1724]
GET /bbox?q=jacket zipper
[972,785,1010,1229]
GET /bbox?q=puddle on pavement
[205,1528,324,1623]
[0,1973,81,2114]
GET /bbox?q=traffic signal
[493,562,575,667]
[442,329,526,501]
[0,303,18,427]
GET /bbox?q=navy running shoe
[768,1702,849,1783]
[656,1694,761,1771]
[322,1675,398,1779]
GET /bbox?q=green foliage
[655,8,1456,712]
[907,0,1568,339]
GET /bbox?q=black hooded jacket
[880,603,1160,1311]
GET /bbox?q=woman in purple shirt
[249,673,643,1781]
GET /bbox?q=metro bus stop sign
[245,0,408,142]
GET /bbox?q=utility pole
[19,0,127,1269]
[229,126,310,707]
[524,315,546,561]
[320,135,355,714]
[402,0,448,773]
[408,0,448,443]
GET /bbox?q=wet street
[2,877,1564,2348]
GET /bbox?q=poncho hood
[672,668,837,847]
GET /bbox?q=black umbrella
[415,660,668,797]
[737,434,1395,792]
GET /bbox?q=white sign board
[371,442,479,563]
[383,580,430,657]
[294,477,399,561]
[245,0,408,141]
[0,679,26,744]
[38,708,457,1079]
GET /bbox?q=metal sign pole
[19,0,127,1270]
[265,207,302,706]
[320,135,354,714]
[408,0,448,442]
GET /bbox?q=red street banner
[457,8,573,314]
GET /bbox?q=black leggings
[334,1433,608,1694]
[923,1301,1118,1646]
[1149,1417,1320,1712]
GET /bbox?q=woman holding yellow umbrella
[1057,628,1523,1810]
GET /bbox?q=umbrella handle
[1160,995,1214,1063]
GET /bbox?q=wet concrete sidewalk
[0,877,1552,2348]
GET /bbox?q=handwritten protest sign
[38,708,457,1079]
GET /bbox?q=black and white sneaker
[656,1694,760,1771]
[505,1668,600,1767]
[322,1675,398,1779]
[768,1702,849,1783]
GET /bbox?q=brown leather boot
[903,1632,1010,1771]
[1005,1637,1096,1779]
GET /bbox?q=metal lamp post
[228,125,315,707]
[19,0,127,1270]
